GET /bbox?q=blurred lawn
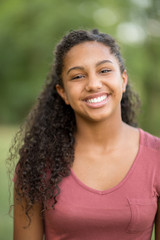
[0,126,155,239]
[0,126,17,240]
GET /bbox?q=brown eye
[100,69,111,73]
[72,74,85,80]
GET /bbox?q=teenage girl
[10,29,160,239]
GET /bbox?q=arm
[155,200,160,240]
[14,185,44,240]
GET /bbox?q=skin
[58,42,127,124]
[57,41,139,191]
[13,185,44,240]
[14,41,160,239]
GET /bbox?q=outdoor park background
[0,0,160,239]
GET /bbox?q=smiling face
[56,41,127,123]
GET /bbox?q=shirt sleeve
[154,137,160,201]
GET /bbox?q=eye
[100,69,112,74]
[71,74,85,80]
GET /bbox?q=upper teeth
[87,95,107,103]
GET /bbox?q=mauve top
[44,129,160,239]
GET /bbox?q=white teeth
[87,95,107,103]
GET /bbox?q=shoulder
[140,128,160,153]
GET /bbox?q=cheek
[66,84,83,99]
[113,74,123,89]
[106,78,123,94]
[64,88,79,106]
[108,78,123,99]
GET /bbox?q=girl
[10,29,160,239]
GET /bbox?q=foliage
[0,0,160,136]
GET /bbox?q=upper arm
[155,200,160,240]
[13,185,44,240]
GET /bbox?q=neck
[75,110,126,150]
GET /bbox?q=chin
[85,114,111,123]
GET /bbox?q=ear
[56,84,70,105]
[121,70,128,93]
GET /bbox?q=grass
[0,126,17,240]
[0,125,155,239]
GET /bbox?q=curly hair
[8,29,140,225]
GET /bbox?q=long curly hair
[7,29,140,224]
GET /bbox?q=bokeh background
[0,0,160,239]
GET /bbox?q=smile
[83,93,111,108]
[87,95,107,103]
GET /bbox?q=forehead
[63,41,118,70]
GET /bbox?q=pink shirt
[44,129,160,240]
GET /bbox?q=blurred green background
[1,0,160,239]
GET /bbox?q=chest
[72,147,138,191]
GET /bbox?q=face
[56,41,127,123]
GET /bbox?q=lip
[83,93,111,109]
[83,92,110,101]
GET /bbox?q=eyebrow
[96,59,113,67]
[67,60,113,75]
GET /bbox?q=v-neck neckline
[70,128,142,195]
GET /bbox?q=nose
[85,73,102,91]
